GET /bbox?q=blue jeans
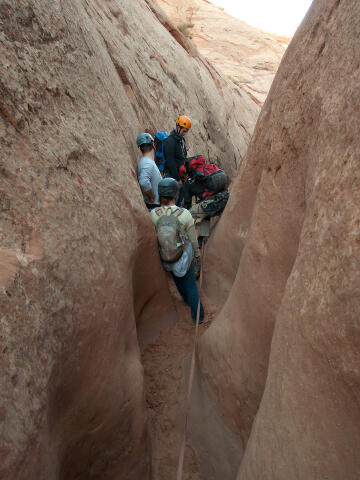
[172,266,204,324]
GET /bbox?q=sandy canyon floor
[142,277,218,479]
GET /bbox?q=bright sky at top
[211,0,313,37]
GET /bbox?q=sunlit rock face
[191,0,360,479]
[0,0,258,478]
[154,0,289,107]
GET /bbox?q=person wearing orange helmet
[163,115,192,206]
[175,115,192,131]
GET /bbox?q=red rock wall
[0,2,169,478]
[193,0,360,478]
[0,0,258,478]
[154,0,289,106]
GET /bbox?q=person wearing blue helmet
[136,132,162,210]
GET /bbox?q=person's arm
[138,160,155,203]
[187,223,200,258]
[163,139,180,180]
[183,211,201,258]
[144,189,155,203]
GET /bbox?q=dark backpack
[201,191,230,216]
[155,207,185,262]
[188,155,228,199]
[154,131,169,172]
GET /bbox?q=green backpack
[155,207,185,262]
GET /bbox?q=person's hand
[145,189,155,203]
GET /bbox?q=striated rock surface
[154,0,289,106]
[0,0,257,478]
[191,0,360,478]
[143,0,258,177]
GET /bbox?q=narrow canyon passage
[142,279,218,479]
[2,1,360,479]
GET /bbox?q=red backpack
[188,156,227,200]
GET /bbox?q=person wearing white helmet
[136,132,162,210]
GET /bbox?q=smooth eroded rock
[154,0,289,106]
[191,0,360,478]
[0,0,257,478]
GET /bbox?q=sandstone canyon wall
[154,0,289,106]
[0,0,257,478]
[192,0,360,479]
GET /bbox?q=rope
[176,239,207,480]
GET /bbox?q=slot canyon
[0,0,359,479]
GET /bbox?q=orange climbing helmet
[176,115,191,130]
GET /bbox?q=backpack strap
[155,206,184,217]
[155,207,164,217]
[173,207,184,218]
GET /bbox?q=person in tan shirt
[150,178,204,324]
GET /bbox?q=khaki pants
[189,203,208,221]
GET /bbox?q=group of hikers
[136,116,229,325]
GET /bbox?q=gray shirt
[137,156,162,205]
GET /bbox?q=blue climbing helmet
[154,131,169,171]
[136,132,154,148]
